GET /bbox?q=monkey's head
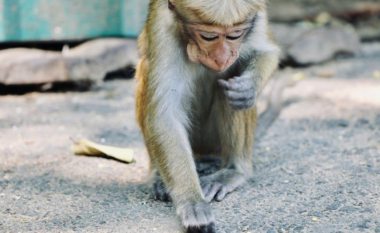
[169,0,264,72]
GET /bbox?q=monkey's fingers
[215,188,228,202]
[218,79,242,91]
[218,78,253,92]
[229,100,254,110]
[224,89,256,101]
[178,202,216,233]
[203,183,223,202]
[226,91,256,110]
[202,182,233,202]
[187,223,216,233]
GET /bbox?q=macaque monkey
[135,0,280,232]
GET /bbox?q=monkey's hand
[177,202,216,233]
[218,77,257,110]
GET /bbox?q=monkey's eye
[200,32,219,41]
[226,31,244,40]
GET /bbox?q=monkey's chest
[189,78,225,155]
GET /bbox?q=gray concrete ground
[0,44,380,232]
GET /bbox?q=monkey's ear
[168,0,175,10]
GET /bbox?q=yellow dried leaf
[315,12,332,25]
[292,72,305,82]
[71,139,134,163]
[374,71,380,79]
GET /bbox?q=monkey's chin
[202,63,231,73]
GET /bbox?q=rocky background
[268,0,380,65]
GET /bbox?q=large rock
[271,24,310,60]
[287,28,360,65]
[0,38,138,85]
[272,24,361,65]
[64,39,139,84]
[0,49,66,85]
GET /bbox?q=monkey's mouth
[200,58,237,73]
[204,63,230,73]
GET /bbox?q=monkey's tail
[255,73,303,141]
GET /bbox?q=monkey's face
[186,24,250,72]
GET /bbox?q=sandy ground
[0,45,380,232]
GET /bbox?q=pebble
[308,211,323,217]
[326,202,341,211]
[294,226,304,232]
[351,222,370,229]
[339,206,360,212]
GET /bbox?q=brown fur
[135,0,280,232]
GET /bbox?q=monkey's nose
[214,55,229,67]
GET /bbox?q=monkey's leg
[200,105,256,202]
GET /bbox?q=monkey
[135,0,280,232]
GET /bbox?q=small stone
[308,211,323,217]
[339,206,359,212]
[360,208,375,213]
[363,218,371,223]
[356,119,369,126]
[326,202,341,211]
[375,227,380,232]
[100,221,106,224]
[63,191,74,195]
[337,120,349,127]
[351,222,370,229]
[312,217,318,222]
[298,209,307,214]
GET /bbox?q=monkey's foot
[152,177,170,201]
[177,202,216,233]
[200,169,246,202]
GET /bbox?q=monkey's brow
[236,14,258,26]
[233,19,254,27]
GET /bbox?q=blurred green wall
[0,0,150,42]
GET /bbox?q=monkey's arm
[143,76,216,230]
[141,27,215,233]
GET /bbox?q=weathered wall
[0,0,149,42]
